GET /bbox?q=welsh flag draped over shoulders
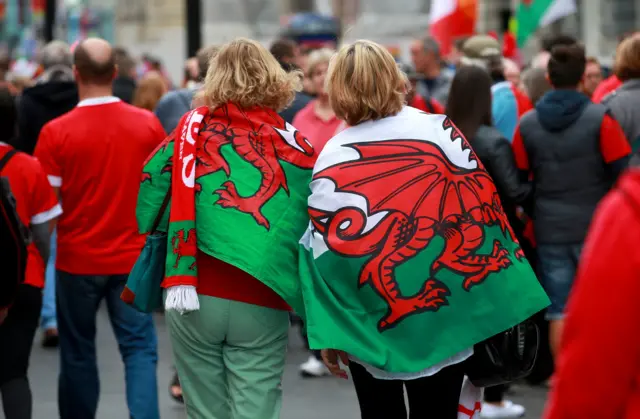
[298,106,549,373]
[137,104,318,313]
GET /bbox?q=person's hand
[0,307,9,325]
[321,349,350,379]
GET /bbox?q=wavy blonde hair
[327,40,408,126]
[203,38,302,111]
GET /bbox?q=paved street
[29,307,549,418]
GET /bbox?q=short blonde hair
[203,38,302,111]
[327,40,408,126]
[615,32,640,81]
[307,48,334,77]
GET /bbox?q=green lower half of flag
[300,226,550,373]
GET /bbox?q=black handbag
[464,318,540,388]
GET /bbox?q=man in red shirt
[0,88,61,419]
[511,43,630,364]
[34,38,165,419]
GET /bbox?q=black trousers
[0,284,42,419]
[349,361,465,419]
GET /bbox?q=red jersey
[0,143,61,288]
[592,75,622,104]
[34,97,166,275]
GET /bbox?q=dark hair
[548,43,586,88]
[115,51,136,78]
[270,38,298,63]
[74,43,116,85]
[541,34,577,52]
[0,88,16,141]
[196,45,219,81]
[446,66,493,141]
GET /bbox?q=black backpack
[0,149,31,307]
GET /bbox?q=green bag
[121,188,171,313]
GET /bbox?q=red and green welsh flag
[137,104,317,312]
[298,106,549,374]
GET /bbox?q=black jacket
[13,82,78,155]
[113,76,137,104]
[279,91,313,124]
[470,125,532,236]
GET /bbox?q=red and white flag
[429,0,478,57]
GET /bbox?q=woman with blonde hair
[292,48,345,153]
[299,40,548,418]
[132,71,167,112]
[135,38,318,418]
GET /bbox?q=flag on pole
[515,0,577,47]
[429,0,478,57]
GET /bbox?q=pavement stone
[27,307,549,418]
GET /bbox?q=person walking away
[113,47,137,104]
[132,72,167,112]
[152,43,218,404]
[0,87,62,419]
[33,38,165,419]
[512,43,631,364]
[543,167,640,419]
[447,65,532,419]
[155,45,218,135]
[306,40,548,419]
[137,38,318,418]
[602,33,640,152]
[410,35,454,104]
[12,40,78,348]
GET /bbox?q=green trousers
[166,294,289,419]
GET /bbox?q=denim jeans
[40,229,57,331]
[56,271,159,419]
[537,243,584,320]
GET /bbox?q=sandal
[169,372,184,404]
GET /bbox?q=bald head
[74,38,116,85]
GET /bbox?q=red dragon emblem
[171,228,197,270]
[309,119,523,331]
[143,104,316,229]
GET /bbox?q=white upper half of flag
[540,0,577,26]
[303,106,477,258]
[429,0,457,23]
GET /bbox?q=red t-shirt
[292,100,345,152]
[512,114,631,171]
[34,97,166,275]
[592,75,622,104]
[0,143,61,288]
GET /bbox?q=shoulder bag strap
[0,149,17,174]
[150,187,172,234]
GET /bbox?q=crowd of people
[0,25,639,419]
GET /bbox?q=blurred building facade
[107,0,638,82]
